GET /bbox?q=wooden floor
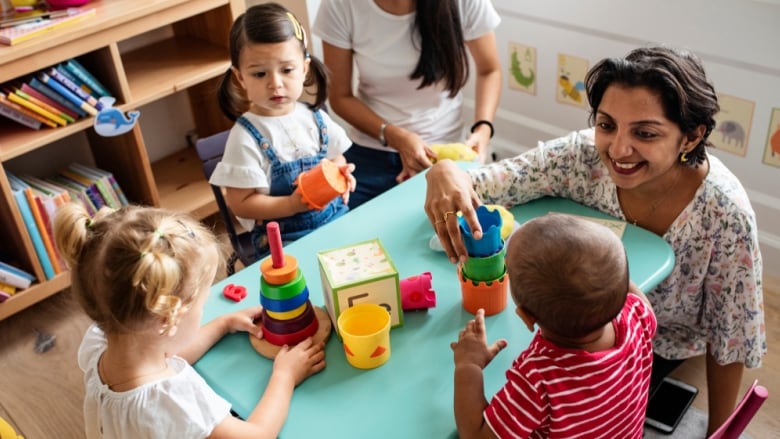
[0,214,777,438]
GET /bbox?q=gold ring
[443,211,456,222]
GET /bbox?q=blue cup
[459,205,503,257]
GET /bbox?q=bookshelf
[0,0,243,320]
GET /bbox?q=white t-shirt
[313,0,500,150]
[78,324,232,439]
[209,102,352,231]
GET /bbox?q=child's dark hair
[54,203,225,336]
[218,3,328,121]
[506,214,629,339]
[585,46,719,167]
[412,0,469,98]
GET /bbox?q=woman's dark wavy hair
[585,46,720,167]
[217,3,328,121]
[411,0,469,98]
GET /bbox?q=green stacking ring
[261,269,307,300]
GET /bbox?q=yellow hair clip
[286,12,303,43]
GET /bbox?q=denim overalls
[237,110,348,259]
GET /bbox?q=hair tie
[85,218,94,229]
[155,229,165,238]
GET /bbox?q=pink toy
[400,272,436,311]
[222,283,247,302]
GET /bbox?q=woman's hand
[464,130,491,164]
[424,160,482,262]
[386,125,435,182]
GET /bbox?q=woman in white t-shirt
[313,0,502,208]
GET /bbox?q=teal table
[195,171,674,438]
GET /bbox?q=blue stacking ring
[260,286,310,312]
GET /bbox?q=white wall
[457,0,780,274]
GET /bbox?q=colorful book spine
[68,163,122,208]
[0,92,56,128]
[24,187,62,274]
[57,170,104,209]
[28,77,86,118]
[7,174,55,280]
[14,89,71,125]
[0,261,34,289]
[20,83,79,120]
[38,72,97,116]
[0,95,42,129]
[47,67,103,111]
[6,90,67,126]
[48,176,97,216]
[63,58,111,98]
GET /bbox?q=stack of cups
[458,205,508,316]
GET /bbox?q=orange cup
[295,159,347,210]
[458,265,508,316]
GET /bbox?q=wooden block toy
[318,238,402,335]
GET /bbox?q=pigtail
[305,54,329,110]
[54,202,95,267]
[217,68,249,122]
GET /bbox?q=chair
[195,131,257,275]
[708,379,768,439]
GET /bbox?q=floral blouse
[469,129,765,367]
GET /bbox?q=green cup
[462,245,506,281]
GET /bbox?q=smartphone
[645,377,699,434]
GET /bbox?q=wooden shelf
[123,36,231,107]
[0,0,243,320]
[152,148,217,221]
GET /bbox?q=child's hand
[451,309,507,370]
[273,337,326,386]
[223,305,264,339]
[339,162,356,205]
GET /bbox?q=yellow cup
[337,303,391,369]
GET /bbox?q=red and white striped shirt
[485,294,656,438]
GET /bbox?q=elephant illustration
[716,120,745,148]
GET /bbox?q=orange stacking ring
[262,315,319,346]
[260,254,298,284]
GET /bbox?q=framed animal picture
[762,107,780,168]
[508,42,537,95]
[555,53,588,108]
[711,94,754,157]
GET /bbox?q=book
[68,163,123,208]
[48,67,103,111]
[0,7,97,46]
[20,83,78,120]
[0,282,16,297]
[5,89,67,126]
[0,94,42,129]
[7,173,55,280]
[22,175,68,271]
[21,181,62,274]
[28,77,86,118]
[62,58,111,98]
[38,72,97,116]
[0,92,56,128]
[55,171,104,210]
[0,261,35,289]
[47,176,97,216]
[13,88,70,125]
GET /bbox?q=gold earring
[680,152,688,163]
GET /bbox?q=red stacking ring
[262,315,319,346]
[262,302,315,334]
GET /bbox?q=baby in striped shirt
[452,213,657,438]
